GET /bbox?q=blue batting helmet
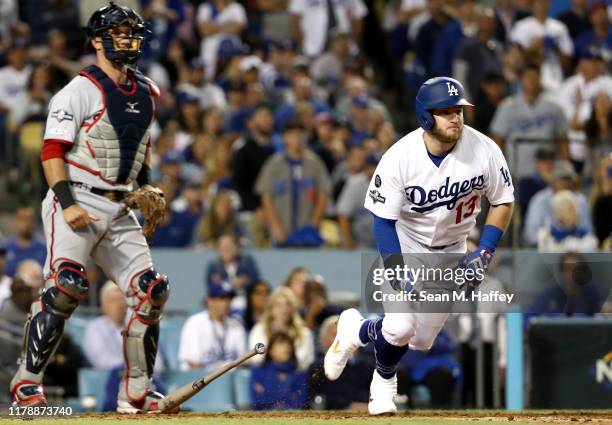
[415,77,473,131]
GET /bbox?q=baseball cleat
[324,308,364,381]
[117,390,180,414]
[11,381,48,407]
[368,370,398,415]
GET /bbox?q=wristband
[52,180,76,209]
[479,224,503,252]
[136,163,151,187]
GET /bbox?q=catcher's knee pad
[123,269,169,402]
[381,313,417,347]
[12,261,89,384]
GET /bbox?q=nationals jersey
[43,65,158,191]
[364,125,514,249]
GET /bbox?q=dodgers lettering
[405,175,485,213]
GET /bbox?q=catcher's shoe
[368,370,398,415]
[11,381,48,407]
[324,308,365,380]
[117,390,180,414]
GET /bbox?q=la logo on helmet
[446,82,459,96]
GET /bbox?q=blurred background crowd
[0,0,611,413]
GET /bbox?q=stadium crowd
[0,0,611,412]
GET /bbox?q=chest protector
[66,65,154,185]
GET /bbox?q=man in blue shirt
[2,206,46,278]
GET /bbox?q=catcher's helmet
[415,77,473,131]
[86,2,148,64]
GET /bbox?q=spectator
[179,281,246,370]
[310,27,353,100]
[556,47,612,172]
[453,6,504,103]
[557,0,592,40]
[198,191,241,246]
[489,65,569,178]
[250,332,308,410]
[2,206,46,278]
[242,280,271,332]
[0,38,31,149]
[307,315,373,410]
[83,281,129,369]
[205,233,261,309]
[148,181,200,248]
[334,76,390,124]
[0,0,18,38]
[260,39,296,107]
[256,121,331,247]
[174,92,203,151]
[140,0,185,60]
[469,72,507,134]
[249,286,314,370]
[176,58,227,112]
[196,0,247,80]
[573,2,612,69]
[302,277,342,332]
[283,267,310,310]
[537,190,598,252]
[22,0,80,49]
[523,160,592,246]
[585,93,612,157]
[202,137,234,198]
[8,63,52,131]
[274,76,330,133]
[413,0,453,79]
[527,251,604,316]
[337,153,377,248]
[0,260,43,328]
[257,0,293,42]
[232,105,276,212]
[42,29,79,88]
[0,248,10,307]
[309,112,339,173]
[517,147,556,219]
[591,154,612,247]
[509,0,573,91]
[289,0,367,58]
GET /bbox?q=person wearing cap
[255,120,331,247]
[274,76,330,133]
[310,27,352,96]
[178,280,246,371]
[517,147,556,219]
[196,0,247,79]
[489,64,569,178]
[289,0,367,58]
[175,58,227,111]
[523,159,593,246]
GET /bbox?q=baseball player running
[324,77,515,414]
[10,3,172,413]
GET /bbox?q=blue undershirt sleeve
[372,213,402,261]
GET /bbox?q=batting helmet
[86,2,148,64]
[415,77,473,131]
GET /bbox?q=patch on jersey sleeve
[375,174,382,188]
[51,109,74,122]
[369,189,386,204]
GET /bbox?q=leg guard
[120,268,169,406]
[10,261,88,391]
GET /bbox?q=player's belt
[427,241,460,250]
[70,181,126,202]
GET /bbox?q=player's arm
[483,202,513,235]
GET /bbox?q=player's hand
[63,205,99,230]
[457,247,493,287]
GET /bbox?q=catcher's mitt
[124,185,166,237]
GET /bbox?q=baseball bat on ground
[158,342,266,413]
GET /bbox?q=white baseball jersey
[364,125,514,250]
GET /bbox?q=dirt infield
[49,410,612,423]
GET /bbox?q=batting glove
[389,270,417,292]
[458,247,493,287]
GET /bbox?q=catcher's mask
[86,2,149,64]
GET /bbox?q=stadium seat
[161,369,234,412]
[159,315,187,370]
[78,368,112,411]
[233,368,251,409]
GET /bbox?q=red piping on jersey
[79,71,107,133]
[49,198,57,267]
[65,159,119,186]
[86,140,97,159]
[41,139,73,162]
